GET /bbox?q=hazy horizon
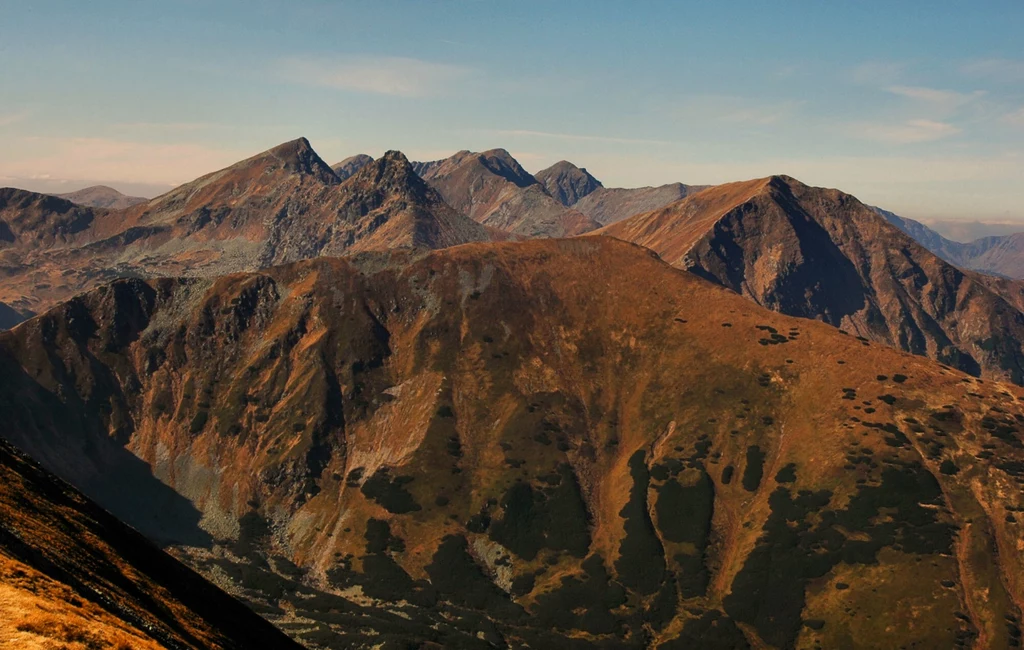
[2,1,1023,223]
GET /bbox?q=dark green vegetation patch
[775,463,797,483]
[328,519,436,607]
[360,467,422,513]
[655,470,714,546]
[742,445,766,491]
[425,535,523,620]
[722,465,735,484]
[488,463,591,560]
[724,463,956,649]
[655,468,715,598]
[615,450,666,594]
[658,610,751,649]
[531,554,628,636]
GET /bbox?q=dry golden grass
[0,554,163,650]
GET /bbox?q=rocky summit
[1,237,1022,648]
[600,175,1024,386]
[534,160,604,207]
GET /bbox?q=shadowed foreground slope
[0,438,301,649]
[0,237,1022,648]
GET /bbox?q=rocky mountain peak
[261,137,340,184]
[476,148,539,188]
[535,160,604,206]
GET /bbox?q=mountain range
[2,237,1023,649]
[411,150,705,236]
[1,138,1024,648]
[0,138,492,323]
[876,207,1024,280]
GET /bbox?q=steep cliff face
[601,176,1024,385]
[1,238,1022,648]
[0,438,301,650]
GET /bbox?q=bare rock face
[414,149,601,237]
[575,182,706,226]
[534,160,603,206]
[962,233,1024,279]
[2,237,1022,648]
[57,185,148,210]
[533,158,707,226]
[0,139,492,322]
[601,175,1024,385]
[0,437,301,650]
[0,188,98,248]
[331,153,375,181]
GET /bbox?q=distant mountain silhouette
[332,153,375,180]
[57,184,148,209]
[876,206,1024,280]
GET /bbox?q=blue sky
[1,0,1023,223]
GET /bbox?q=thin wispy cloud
[669,96,803,126]
[490,129,669,146]
[850,119,961,144]
[851,61,908,85]
[1,136,245,186]
[0,111,30,127]
[885,86,985,110]
[1004,107,1024,127]
[113,121,218,131]
[276,56,473,97]
[960,58,1024,82]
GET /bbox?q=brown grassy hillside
[0,237,1022,648]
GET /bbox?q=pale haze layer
[1,0,1023,224]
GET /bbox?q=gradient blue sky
[1,0,1023,223]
